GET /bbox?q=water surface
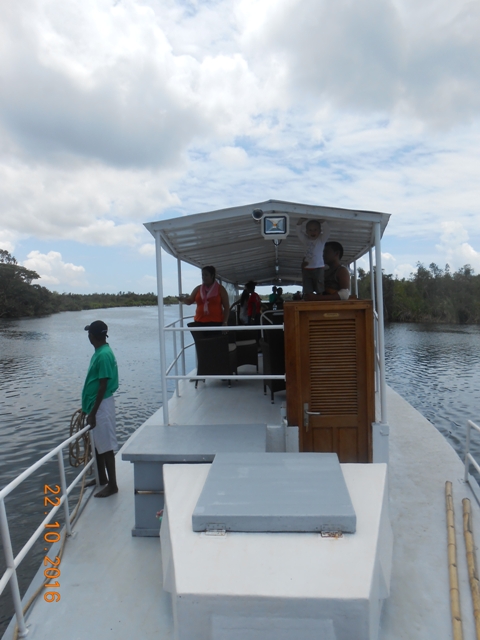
[384,323,480,454]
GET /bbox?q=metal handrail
[164,322,286,384]
[0,425,96,638]
[164,314,194,329]
[168,374,285,380]
[165,342,194,375]
[464,420,480,506]
[164,324,283,332]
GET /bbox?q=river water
[1,308,480,634]
[384,322,480,455]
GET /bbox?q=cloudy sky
[1,0,479,295]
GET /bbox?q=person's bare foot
[94,486,118,498]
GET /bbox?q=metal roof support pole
[353,260,358,297]
[177,258,186,377]
[154,231,169,425]
[374,222,387,424]
[369,248,379,393]
[369,249,376,309]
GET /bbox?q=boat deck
[3,375,480,639]
[145,372,287,428]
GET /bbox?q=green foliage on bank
[2,249,480,322]
[0,250,178,318]
[358,263,480,324]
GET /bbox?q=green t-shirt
[81,343,119,414]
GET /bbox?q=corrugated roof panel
[145,199,390,285]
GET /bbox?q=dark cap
[84,320,108,338]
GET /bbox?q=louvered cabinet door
[284,302,375,462]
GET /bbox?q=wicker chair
[188,323,237,388]
[227,307,258,371]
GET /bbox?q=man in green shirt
[82,320,119,498]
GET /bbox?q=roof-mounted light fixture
[261,213,289,239]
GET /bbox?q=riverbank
[0,291,179,318]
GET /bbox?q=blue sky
[1,0,479,296]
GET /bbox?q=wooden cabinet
[284,301,375,462]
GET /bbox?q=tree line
[358,262,480,324]
[2,249,480,322]
[0,249,178,318]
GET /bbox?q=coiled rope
[12,409,93,640]
[69,409,90,468]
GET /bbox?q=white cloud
[248,0,480,127]
[211,146,249,169]
[438,221,469,246]
[454,244,480,273]
[380,253,416,279]
[358,252,416,280]
[393,263,417,279]
[0,0,479,293]
[0,0,208,168]
[139,243,156,256]
[435,221,480,273]
[0,229,16,255]
[22,250,87,287]
[0,160,181,246]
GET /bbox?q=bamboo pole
[446,481,464,640]
[463,498,480,640]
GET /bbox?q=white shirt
[296,221,330,269]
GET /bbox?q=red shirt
[194,285,224,323]
[247,292,261,317]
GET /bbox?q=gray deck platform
[121,423,267,536]
[122,423,267,462]
[192,452,356,533]
[3,381,480,640]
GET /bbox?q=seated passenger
[304,242,351,301]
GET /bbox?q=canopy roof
[145,200,390,286]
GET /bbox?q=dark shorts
[302,267,325,294]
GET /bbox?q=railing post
[465,421,472,482]
[154,231,169,425]
[374,222,387,425]
[177,258,186,377]
[173,325,179,397]
[0,499,29,637]
[369,248,376,309]
[370,249,379,394]
[57,451,72,536]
